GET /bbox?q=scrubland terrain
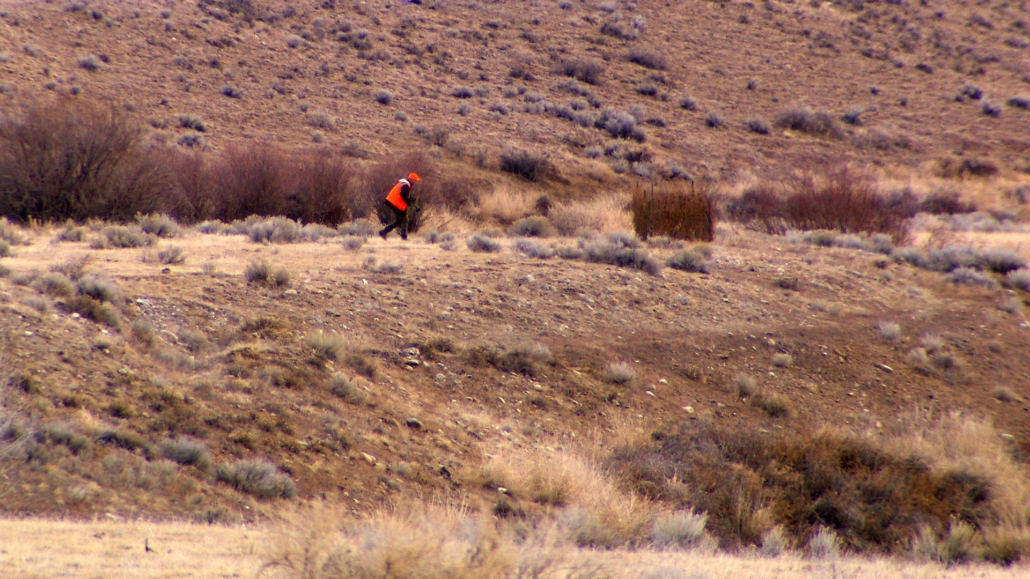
[2,0,1030,577]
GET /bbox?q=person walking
[378,172,421,240]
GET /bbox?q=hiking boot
[400,234,408,241]
[378,230,388,240]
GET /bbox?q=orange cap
[407,172,421,182]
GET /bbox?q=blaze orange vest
[385,180,409,211]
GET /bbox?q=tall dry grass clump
[473,449,656,548]
[263,507,513,579]
[631,181,714,241]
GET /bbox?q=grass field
[0,515,1023,579]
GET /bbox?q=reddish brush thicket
[727,166,909,241]
[631,182,715,241]
[0,97,170,222]
[727,185,788,235]
[785,166,908,241]
[607,421,996,553]
[0,98,478,228]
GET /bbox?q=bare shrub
[666,246,711,273]
[558,58,605,85]
[727,185,788,235]
[35,273,75,297]
[704,112,725,128]
[774,107,843,138]
[97,225,155,248]
[137,213,181,237]
[992,386,1018,403]
[362,256,404,274]
[499,150,554,182]
[877,321,901,340]
[604,361,636,385]
[160,437,212,472]
[946,267,998,289]
[919,190,976,215]
[652,510,708,550]
[215,459,296,499]
[466,234,502,253]
[220,84,242,99]
[374,89,393,105]
[329,373,364,404]
[177,115,207,132]
[130,319,156,348]
[306,332,345,361]
[735,374,758,399]
[631,182,714,241]
[601,14,646,40]
[595,108,647,142]
[512,238,555,259]
[761,526,788,557]
[784,165,907,240]
[746,119,770,135]
[509,216,556,237]
[771,353,792,367]
[628,48,667,70]
[583,240,662,276]
[244,260,290,287]
[0,98,172,223]
[808,527,842,560]
[77,276,119,303]
[980,247,1026,274]
[1006,269,1030,291]
[156,246,186,265]
[203,144,295,222]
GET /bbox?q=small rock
[875,363,894,373]
[683,406,695,414]
[646,391,656,397]
[283,289,298,296]
[405,417,423,429]
[498,487,510,495]
[658,378,668,385]
[404,359,421,367]
[1001,433,1015,442]
[360,452,377,466]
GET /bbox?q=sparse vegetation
[306,332,345,361]
[215,460,296,499]
[509,216,556,238]
[878,321,901,341]
[499,150,553,182]
[774,107,843,138]
[160,437,212,472]
[604,361,636,385]
[244,259,291,287]
[466,234,502,253]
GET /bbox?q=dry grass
[0,516,1019,579]
[0,519,268,578]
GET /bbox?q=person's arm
[400,182,413,204]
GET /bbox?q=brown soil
[1,226,1027,520]
[1,0,1029,182]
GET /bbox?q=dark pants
[379,202,409,239]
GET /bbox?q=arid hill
[1,0,1029,184]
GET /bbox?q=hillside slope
[1,0,1029,182]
